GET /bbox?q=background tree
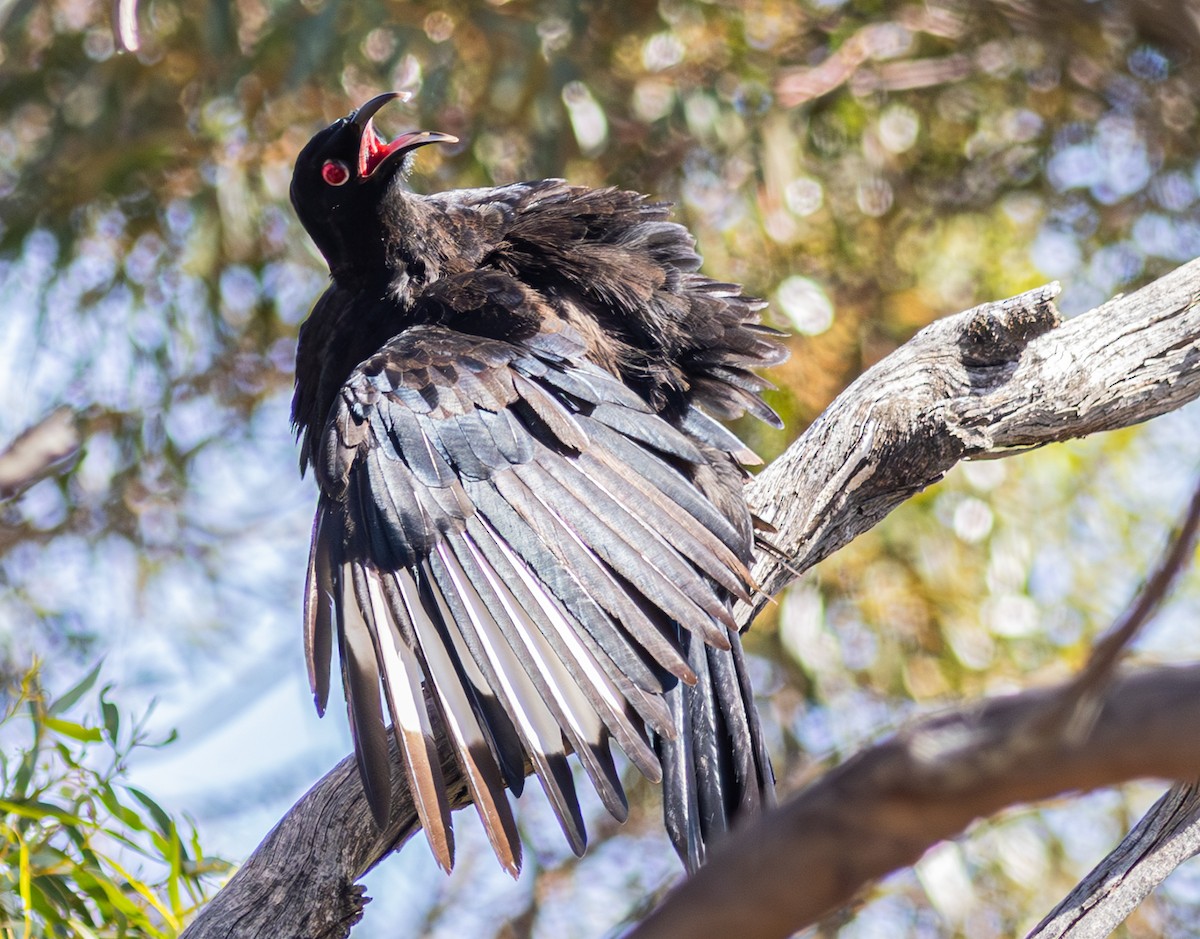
[5,0,1200,936]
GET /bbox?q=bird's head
[290,92,457,278]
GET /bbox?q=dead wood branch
[628,667,1200,939]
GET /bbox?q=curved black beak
[350,92,458,179]
[351,92,408,130]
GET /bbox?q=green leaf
[127,788,173,838]
[0,799,85,826]
[53,739,83,769]
[72,866,147,921]
[0,665,224,934]
[33,871,89,919]
[10,749,36,802]
[96,784,146,833]
[67,919,102,939]
[100,694,120,743]
[25,698,43,752]
[18,833,32,936]
[105,854,178,932]
[42,716,103,743]
[70,866,115,912]
[164,819,182,915]
[47,662,104,717]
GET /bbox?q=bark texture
[1028,781,1200,939]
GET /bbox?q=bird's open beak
[351,92,458,179]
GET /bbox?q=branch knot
[957,283,1062,368]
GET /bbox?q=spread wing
[305,309,762,874]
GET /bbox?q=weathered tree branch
[1028,780,1200,939]
[177,737,439,939]
[626,666,1200,939]
[181,257,1200,939]
[746,257,1200,606]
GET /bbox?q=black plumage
[290,92,785,876]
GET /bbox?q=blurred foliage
[0,662,227,937]
[4,0,1200,936]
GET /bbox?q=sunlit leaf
[42,716,103,744]
[0,800,85,827]
[126,788,174,840]
[18,834,32,938]
[100,694,120,744]
[104,855,179,932]
[47,662,104,717]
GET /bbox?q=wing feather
[580,417,748,557]
[683,633,726,844]
[705,640,760,817]
[352,562,454,870]
[462,509,676,731]
[334,562,392,827]
[659,668,702,873]
[449,536,629,819]
[578,449,752,596]
[475,471,688,679]
[544,451,752,602]
[304,274,776,872]
[386,567,523,875]
[511,371,589,452]
[467,519,667,769]
[510,461,736,646]
[425,543,588,853]
[387,568,528,796]
[588,401,704,462]
[303,504,336,716]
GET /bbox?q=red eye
[321,159,350,186]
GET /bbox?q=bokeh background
[5,0,1200,936]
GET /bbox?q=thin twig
[1020,473,1200,748]
[1067,476,1200,704]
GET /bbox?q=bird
[289,92,785,877]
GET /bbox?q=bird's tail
[656,629,774,873]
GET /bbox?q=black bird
[290,92,785,876]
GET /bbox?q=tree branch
[626,666,1200,939]
[181,257,1200,939]
[0,407,81,499]
[1028,780,1200,939]
[745,257,1200,609]
[177,733,457,939]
